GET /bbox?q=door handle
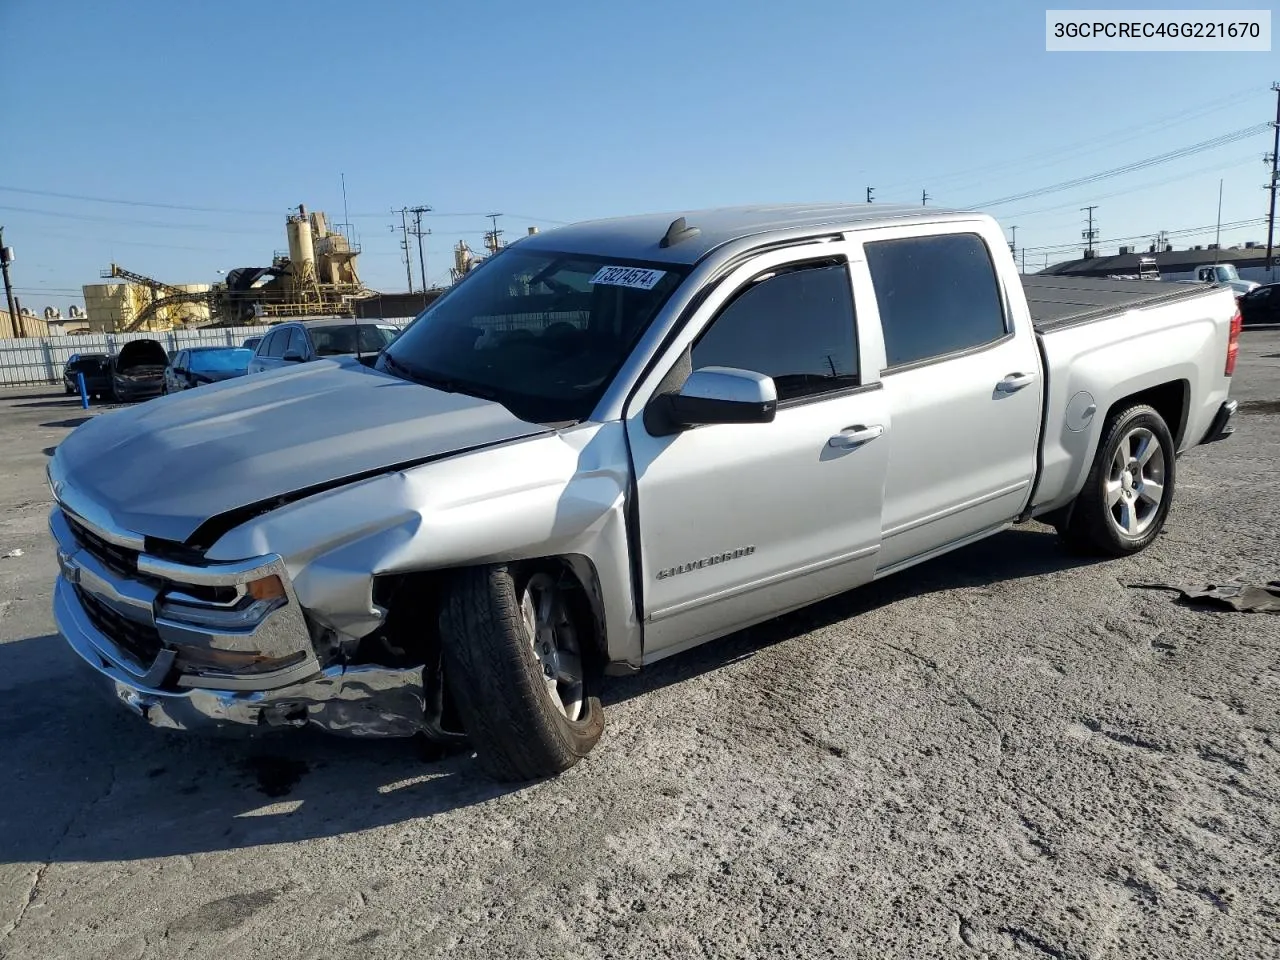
[995,372,1036,393]
[828,424,884,449]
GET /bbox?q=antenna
[339,173,352,240]
[659,217,701,248]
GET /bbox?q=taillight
[1225,309,1242,376]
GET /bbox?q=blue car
[163,346,254,394]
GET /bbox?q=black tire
[1056,404,1175,557]
[438,564,604,781]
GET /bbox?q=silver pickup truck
[48,204,1242,781]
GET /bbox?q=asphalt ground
[1,331,1277,959]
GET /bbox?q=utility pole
[921,189,929,207]
[865,187,874,204]
[485,212,504,254]
[1214,178,1224,265]
[408,205,433,290]
[1081,205,1099,258]
[0,227,17,335]
[1021,247,1027,275]
[392,208,414,292]
[1264,81,1280,279]
[1009,225,1018,260]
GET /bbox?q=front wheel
[439,564,604,781]
[1056,404,1175,556]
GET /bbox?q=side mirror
[647,366,777,436]
[281,349,305,363]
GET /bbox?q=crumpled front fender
[204,422,641,667]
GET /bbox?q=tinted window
[68,356,108,373]
[865,233,1007,368]
[286,327,309,356]
[309,324,400,356]
[692,261,858,402]
[262,329,287,358]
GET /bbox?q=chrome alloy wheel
[520,573,585,721]
[1106,426,1166,538]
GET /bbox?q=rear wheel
[439,564,604,781]
[1056,404,1175,556]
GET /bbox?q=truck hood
[52,359,551,544]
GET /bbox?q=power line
[997,152,1260,222]
[1021,217,1267,255]
[970,124,1271,209]
[875,83,1268,196]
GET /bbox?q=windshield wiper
[382,352,498,400]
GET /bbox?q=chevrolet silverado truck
[48,204,1242,781]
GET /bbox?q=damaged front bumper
[50,502,435,739]
[57,576,431,738]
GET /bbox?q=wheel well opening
[370,557,610,670]
[521,556,611,671]
[1108,380,1189,445]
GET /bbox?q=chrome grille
[66,514,140,579]
[76,586,164,674]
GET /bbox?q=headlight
[157,575,286,629]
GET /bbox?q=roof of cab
[513,203,975,265]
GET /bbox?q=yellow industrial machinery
[90,204,373,331]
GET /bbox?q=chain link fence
[0,324,408,388]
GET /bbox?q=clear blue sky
[1,0,1275,312]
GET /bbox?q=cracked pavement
[1,332,1278,959]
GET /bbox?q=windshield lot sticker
[590,266,666,290]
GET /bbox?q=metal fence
[0,323,409,388]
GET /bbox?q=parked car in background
[62,354,113,399]
[163,346,254,393]
[1172,263,1260,296]
[246,319,399,374]
[1237,282,1280,326]
[110,339,169,403]
[241,335,263,352]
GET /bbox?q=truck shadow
[0,635,514,865]
[0,526,1099,865]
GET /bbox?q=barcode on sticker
[590,265,666,290]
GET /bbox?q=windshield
[378,249,688,422]
[311,324,397,357]
[189,348,253,373]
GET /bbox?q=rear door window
[864,233,1008,369]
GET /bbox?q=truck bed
[1021,276,1218,333]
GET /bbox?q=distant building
[1042,242,1276,284]
[0,308,51,339]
